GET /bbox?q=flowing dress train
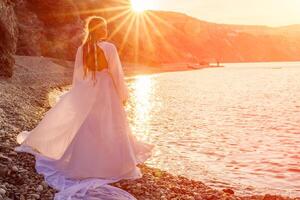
[15,41,154,200]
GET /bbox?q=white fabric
[15,41,153,199]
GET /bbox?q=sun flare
[131,0,154,13]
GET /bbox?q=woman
[15,16,153,199]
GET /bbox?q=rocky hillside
[0,0,83,77]
[0,0,18,77]
[14,0,83,60]
[1,0,300,76]
[70,1,300,64]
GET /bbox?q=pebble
[30,194,40,199]
[223,188,235,195]
[11,166,18,172]
[0,154,12,163]
[0,165,8,177]
[41,181,48,188]
[8,151,17,157]
[36,185,43,192]
[0,188,5,195]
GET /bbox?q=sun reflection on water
[126,75,156,141]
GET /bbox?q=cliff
[14,0,84,60]
[0,0,18,77]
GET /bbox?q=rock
[8,151,17,157]
[223,188,235,195]
[263,194,285,200]
[1,0,84,62]
[16,0,84,60]
[11,166,18,172]
[41,181,48,189]
[0,153,13,163]
[187,196,195,200]
[30,193,40,199]
[0,188,6,195]
[136,183,142,188]
[160,195,167,200]
[0,0,18,77]
[36,185,43,192]
[13,0,45,56]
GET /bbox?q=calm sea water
[49,62,300,197]
[125,62,300,197]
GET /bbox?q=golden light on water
[132,76,152,114]
[130,76,154,140]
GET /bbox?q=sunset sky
[133,0,300,27]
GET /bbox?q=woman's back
[95,44,108,71]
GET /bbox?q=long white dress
[15,41,154,200]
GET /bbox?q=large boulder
[23,0,84,60]
[0,0,18,77]
[13,0,45,56]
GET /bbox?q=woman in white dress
[15,16,153,199]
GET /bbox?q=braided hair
[82,16,107,83]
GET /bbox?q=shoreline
[123,62,222,77]
[50,57,223,78]
[0,55,298,200]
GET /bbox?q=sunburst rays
[140,15,154,53]
[70,0,178,65]
[119,14,136,54]
[143,12,179,59]
[107,10,133,40]
[134,15,140,64]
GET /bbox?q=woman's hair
[82,16,108,81]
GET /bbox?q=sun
[131,0,154,13]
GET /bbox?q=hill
[1,0,300,76]
[72,0,300,64]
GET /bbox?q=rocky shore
[0,56,299,200]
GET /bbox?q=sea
[49,61,300,197]
[126,61,300,197]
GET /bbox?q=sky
[142,0,300,27]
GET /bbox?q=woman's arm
[108,44,129,104]
[72,46,84,88]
